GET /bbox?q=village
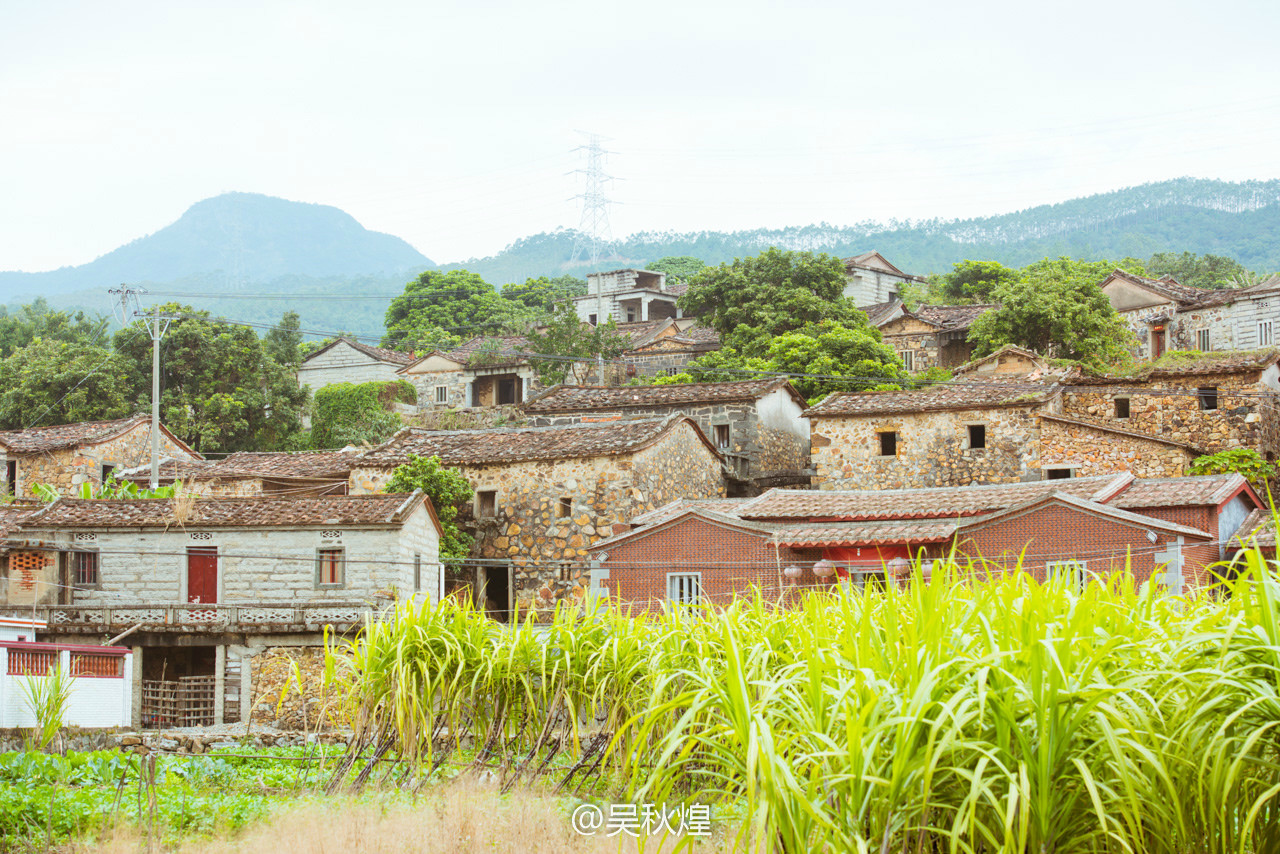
[1,253,1277,738]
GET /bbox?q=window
[626,308,637,322]
[70,551,99,588]
[877,431,898,457]
[100,464,115,484]
[5,460,14,496]
[1046,560,1089,591]
[477,489,497,517]
[435,386,448,405]
[557,497,572,518]
[1197,328,1211,351]
[967,424,986,449]
[1114,397,1130,419]
[1198,387,1218,411]
[1259,320,1274,347]
[413,554,421,592]
[316,548,345,587]
[1045,467,1073,480]
[667,572,702,606]
[713,424,731,449]
[588,314,598,325]
[898,350,915,371]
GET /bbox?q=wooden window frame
[477,489,497,518]
[315,547,346,588]
[69,549,100,589]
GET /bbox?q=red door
[187,547,218,604]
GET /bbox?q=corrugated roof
[357,415,719,467]
[804,376,1061,417]
[23,493,427,529]
[522,378,801,412]
[737,474,1134,521]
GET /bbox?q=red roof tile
[1107,473,1251,509]
[804,376,1062,417]
[773,519,959,547]
[629,498,753,526]
[0,416,199,458]
[522,378,801,412]
[23,493,429,529]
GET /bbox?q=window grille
[667,573,702,606]
[70,551,98,587]
[316,548,345,587]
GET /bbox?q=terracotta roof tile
[343,338,417,366]
[357,415,717,468]
[861,300,904,327]
[804,376,1062,417]
[1106,269,1218,307]
[522,378,800,412]
[119,450,358,483]
[444,335,533,368]
[0,416,151,454]
[912,303,999,331]
[24,493,426,529]
[1233,508,1275,547]
[737,474,1134,521]
[0,502,45,548]
[1073,350,1280,383]
[773,519,959,547]
[629,498,752,526]
[1107,473,1250,509]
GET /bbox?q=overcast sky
[3,0,1278,272]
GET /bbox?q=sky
[3,0,1279,272]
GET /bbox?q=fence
[0,642,132,728]
[141,675,217,729]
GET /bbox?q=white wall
[298,342,404,393]
[0,647,132,728]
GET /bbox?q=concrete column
[641,295,652,321]
[240,652,253,725]
[214,644,226,724]
[130,645,143,729]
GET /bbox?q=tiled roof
[959,491,1211,539]
[912,303,999,331]
[357,415,718,467]
[117,458,216,482]
[861,300,904,327]
[444,335,533,369]
[0,416,183,455]
[588,506,777,552]
[24,493,428,529]
[1105,269,1218,307]
[803,376,1061,417]
[118,451,357,483]
[522,378,801,412]
[1107,473,1250,509]
[737,474,1134,521]
[344,338,416,366]
[1233,508,1275,547]
[1072,350,1280,384]
[629,498,752,526]
[0,503,45,549]
[665,281,690,297]
[773,519,959,547]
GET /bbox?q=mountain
[0,192,432,297]
[444,178,1280,283]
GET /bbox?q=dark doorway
[187,547,218,604]
[478,564,512,623]
[497,376,519,405]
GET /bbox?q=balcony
[21,602,394,635]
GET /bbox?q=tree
[384,270,515,350]
[0,339,135,429]
[521,303,631,386]
[678,248,866,358]
[501,275,586,313]
[1188,448,1276,494]
[112,305,309,453]
[263,311,304,368]
[1146,251,1254,289]
[310,380,415,450]
[966,257,1136,367]
[939,260,1018,304]
[647,256,705,284]
[382,454,475,560]
[0,299,111,359]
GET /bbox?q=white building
[844,252,924,306]
[573,269,683,324]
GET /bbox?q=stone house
[616,319,721,380]
[119,450,357,497]
[5,492,441,728]
[521,378,810,489]
[349,416,726,614]
[592,473,1260,607]
[870,301,998,371]
[574,268,683,324]
[296,337,416,393]
[0,416,202,499]
[398,335,543,409]
[844,252,925,306]
[1097,269,1280,359]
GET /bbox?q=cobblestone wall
[6,423,198,499]
[1038,418,1196,478]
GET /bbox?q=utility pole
[111,285,176,490]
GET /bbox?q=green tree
[647,256,705,284]
[1146,251,1254,289]
[112,305,308,453]
[0,339,135,429]
[0,299,111,359]
[1188,448,1276,494]
[967,258,1135,367]
[310,380,415,450]
[383,454,475,560]
[939,260,1019,304]
[263,311,304,368]
[521,303,631,385]
[384,270,515,349]
[501,275,586,313]
[678,248,865,358]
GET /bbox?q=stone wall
[297,342,404,394]
[810,405,1044,490]
[5,422,198,499]
[1038,417,1197,479]
[881,317,942,372]
[248,646,333,729]
[1059,373,1278,456]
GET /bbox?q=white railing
[27,602,392,632]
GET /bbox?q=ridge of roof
[803,376,1063,418]
[305,337,416,366]
[588,505,777,552]
[521,377,802,412]
[0,416,202,460]
[956,490,1211,539]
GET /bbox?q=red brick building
[591,472,1262,609]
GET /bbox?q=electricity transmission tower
[108,284,179,489]
[569,132,616,268]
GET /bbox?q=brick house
[871,302,998,371]
[1097,269,1280,359]
[592,473,1260,608]
[844,252,925,306]
[5,492,441,728]
[0,416,202,499]
[521,378,810,489]
[296,337,416,393]
[120,450,356,497]
[349,416,726,613]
